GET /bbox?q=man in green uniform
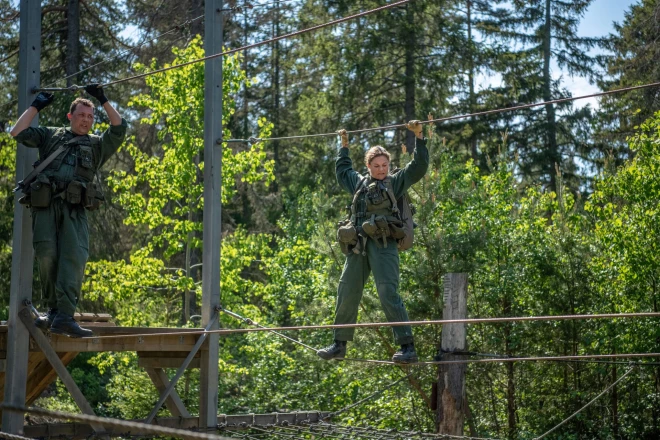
[317,120,429,363]
[10,86,127,337]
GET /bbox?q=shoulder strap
[14,134,88,192]
[382,177,400,216]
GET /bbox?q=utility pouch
[66,180,83,205]
[389,219,406,239]
[83,182,104,211]
[29,175,52,208]
[337,220,358,256]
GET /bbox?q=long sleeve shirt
[335,137,429,199]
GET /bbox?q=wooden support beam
[17,309,106,435]
[25,352,78,405]
[436,273,468,435]
[145,313,218,424]
[144,368,190,418]
[23,412,332,439]
[138,356,201,369]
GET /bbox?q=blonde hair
[69,98,94,114]
[364,146,391,166]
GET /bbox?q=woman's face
[367,155,390,180]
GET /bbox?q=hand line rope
[99,0,410,87]
[247,81,660,143]
[339,353,660,367]
[0,404,234,440]
[532,366,637,440]
[0,431,33,440]
[82,311,660,340]
[221,308,320,352]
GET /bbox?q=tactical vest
[336,173,414,255]
[43,127,101,183]
[23,128,105,210]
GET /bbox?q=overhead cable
[248,80,660,143]
[34,15,204,93]
[533,366,637,440]
[83,311,660,340]
[98,0,411,88]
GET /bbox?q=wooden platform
[0,313,204,409]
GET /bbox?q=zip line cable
[532,366,637,440]
[94,0,410,88]
[82,311,660,340]
[37,15,205,92]
[244,80,660,143]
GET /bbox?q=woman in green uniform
[317,121,429,363]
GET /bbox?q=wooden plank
[25,352,78,405]
[40,333,198,353]
[144,368,191,418]
[138,351,200,368]
[73,313,113,322]
[18,309,106,435]
[436,273,468,435]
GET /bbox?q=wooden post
[2,0,41,433]
[199,0,223,429]
[436,273,468,435]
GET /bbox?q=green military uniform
[334,138,429,344]
[15,120,128,316]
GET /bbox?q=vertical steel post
[200,0,223,428]
[2,0,41,433]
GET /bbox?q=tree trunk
[404,4,416,152]
[467,0,478,162]
[543,0,559,192]
[66,0,80,87]
[190,0,204,37]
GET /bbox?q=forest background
[1,0,660,438]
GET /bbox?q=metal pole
[2,0,41,433]
[200,0,223,428]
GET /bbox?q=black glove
[30,92,54,112]
[85,83,108,105]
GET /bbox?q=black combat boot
[50,313,93,338]
[34,308,58,330]
[317,340,347,360]
[392,343,418,363]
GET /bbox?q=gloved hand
[85,83,108,105]
[406,120,423,139]
[337,129,349,147]
[30,92,54,112]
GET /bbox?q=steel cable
[99,0,410,87]
[82,311,660,340]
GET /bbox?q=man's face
[367,155,390,180]
[67,104,94,135]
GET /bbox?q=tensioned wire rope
[91,0,412,88]
[222,308,660,367]
[32,0,305,92]
[232,80,660,143]
[0,404,234,440]
[80,311,660,340]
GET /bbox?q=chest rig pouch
[75,144,96,181]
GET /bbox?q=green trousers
[32,198,89,316]
[334,237,414,345]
